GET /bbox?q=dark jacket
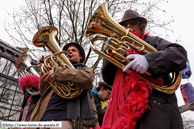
[101,36,187,129]
[92,92,105,126]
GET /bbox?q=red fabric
[18,75,40,92]
[101,69,152,129]
[91,126,101,129]
[131,32,149,40]
[110,52,114,58]
[126,49,143,55]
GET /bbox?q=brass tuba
[32,26,83,99]
[86,2,181,94]
[16,54,40,96]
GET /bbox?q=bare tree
[5,0,172,85]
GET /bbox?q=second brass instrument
[86,2,181,94]
[16,54,40,96]
[33,26,82,99]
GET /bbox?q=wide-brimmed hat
[119,10,147,25]
[99,81,112,91]
[62,42,85,63]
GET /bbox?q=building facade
[0,39,24,121]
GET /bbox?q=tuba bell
[32,26,83,99]
[86,2,181,94]
[16,54,40,96]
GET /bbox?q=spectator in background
[91,82,112,126]
[37,51,52,70]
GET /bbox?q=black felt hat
[119,10,147,25]
[62,42,85,63]
[99,81,112,91]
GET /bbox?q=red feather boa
[100,69,153,129]
[18,75,40,92]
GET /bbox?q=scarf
[131,32,149,40]
[66,62,95,120]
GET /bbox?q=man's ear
[79,56,83,60]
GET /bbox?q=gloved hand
[123,54,149,74]
[104,37,113,50]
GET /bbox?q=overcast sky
[1,0,194,120]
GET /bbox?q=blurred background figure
[18,51,51,122]
[91,82,112,126]
[101,101,108,110]
[37,51,52,70]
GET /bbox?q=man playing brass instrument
[29,42,98,129]
[101,10,187,129]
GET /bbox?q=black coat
[101,36,187,129]
[92,92,105,126]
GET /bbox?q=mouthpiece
[68,54,73,58]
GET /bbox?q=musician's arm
[54,66,94,89]
[144,36,187,78]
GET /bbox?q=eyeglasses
[106,89,111,96]
[124,19,139,26]
[129,19,139,26]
